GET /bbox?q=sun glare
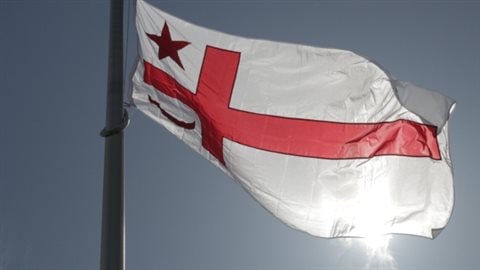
[361,234,397,270]
[363,234,392,252]
[355,177,398,270]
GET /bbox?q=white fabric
[130,0,455,238]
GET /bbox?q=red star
[146,22,190,69]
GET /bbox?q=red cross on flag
[130,0,456,238]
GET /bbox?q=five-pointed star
[146,22,190,69]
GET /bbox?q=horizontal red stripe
[143,46,440,163]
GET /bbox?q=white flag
[130,0,455,238]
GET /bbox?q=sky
[1,0,479,269]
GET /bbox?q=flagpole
[100,0,125,270]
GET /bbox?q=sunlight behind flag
[362,235,397,270]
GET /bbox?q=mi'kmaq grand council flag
[129,0,456,239]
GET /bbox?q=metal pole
[100,0,124,270]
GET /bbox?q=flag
[129,0,455,238]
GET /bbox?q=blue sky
[1,1,479,269]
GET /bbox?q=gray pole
[100,0,125,270]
